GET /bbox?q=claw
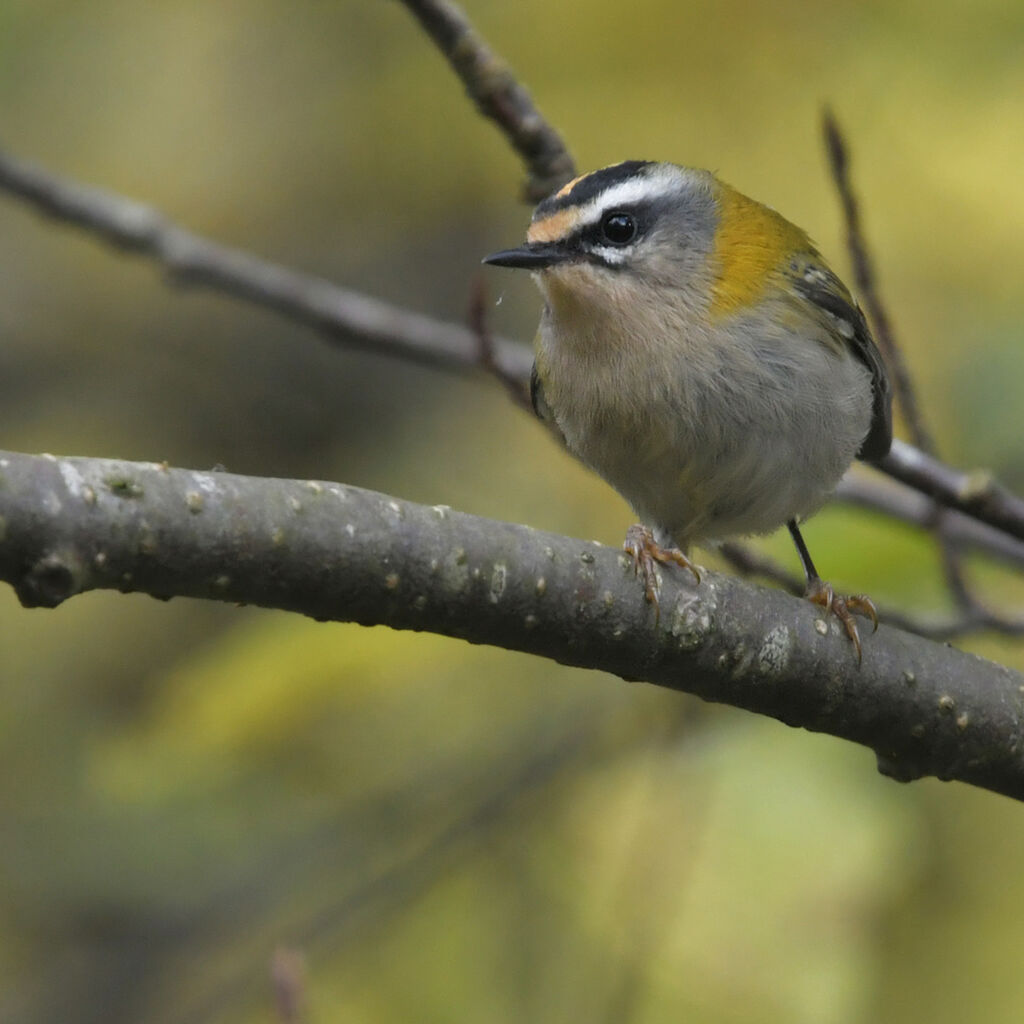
[845,594,879,634]
[623,524,700,621]
[805,578,877,664]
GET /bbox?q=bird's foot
[804,577,878,664]
[623,524,700,617]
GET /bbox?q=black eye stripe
[533,161,655,218]
[573,207,645,249]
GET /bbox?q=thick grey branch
[1,450,1022,802]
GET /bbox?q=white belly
[538,311,873,549]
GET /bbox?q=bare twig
[716,541,804,596]
[835,474,1024,569]
[0,147,534,385]
[467,274,532,409]
[1,449,1023,800]
[878,605,1024,641]
[880,440,1024,543]
[398,0,576,201]
[823,109,933,453]
[824,109,983,615]
[717,538,1024,642]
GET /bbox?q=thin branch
[467,274,532,410]
[823,109,933,454]
[823,109,979,615]
[835,472,1024,639]
[1,450,1023,802]
[0,147,534,385]
[876,604,1024,641]
[398,0,576,201]
[717,541,804,596]
[879,440,1024,543]
[835,474,1024,569]
[717,539,1024,642]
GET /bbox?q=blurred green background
[1,1,1024,1021]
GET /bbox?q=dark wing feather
[530,361,545,420]
[793,271,893,462]
[530,359,570,447]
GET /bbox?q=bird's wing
[791,264,893,462]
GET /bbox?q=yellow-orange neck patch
[709,182,813,320]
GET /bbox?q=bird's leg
[623,524,700,617]
[787,519,878,663]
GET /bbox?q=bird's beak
[482,243,572,270]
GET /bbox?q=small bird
[484,161,892,659]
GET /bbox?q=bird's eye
[600,212,636,245]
